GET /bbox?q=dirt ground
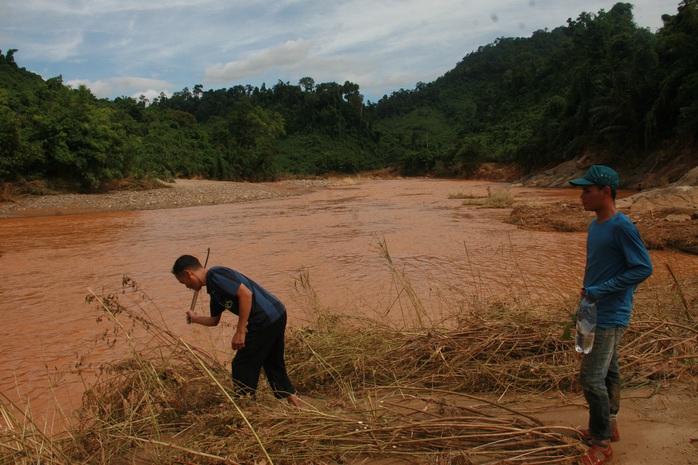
[522,383,698,465]
[509,192,697,255]
[295,382,698,465]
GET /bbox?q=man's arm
[231,284,253,350]
[585,222,653,300]
[186,311,221,326]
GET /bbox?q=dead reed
[457,187,515,208]
[287,311,697,399]
[0,249,695,464]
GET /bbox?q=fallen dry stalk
[0,267,695,464]
[287,312,697,400]
[246,392,586,464]
[121,435,241,464]
[179,338,273,464]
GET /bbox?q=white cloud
[205,39,314,83]
[65,79,112,97]
[3,0,679,102]
[130,89,170,105]
[66,77,174,99]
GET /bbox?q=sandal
[581,444,613,465]
[578,427,620,442]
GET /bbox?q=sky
[0,0,682,103]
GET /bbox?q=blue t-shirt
[206,266,286,330]
[583,212,653,328]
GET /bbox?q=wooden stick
[665,262,693,321]
[187,248,210,323]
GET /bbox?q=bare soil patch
[509,200,589,232]
[509,197,698,255]
[632,209,698,254]
[529,383,698,465]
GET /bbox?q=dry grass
[457,187,515,208]
[1,247,696,464]
[482,187,515,208]
[448,192,480,200]
[0,180,59,203]
[288,281,697,399]
[0,183,15,203]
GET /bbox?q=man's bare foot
[287,394,300,407]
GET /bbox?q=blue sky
[0,0,680,103]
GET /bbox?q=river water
[0,179,695,423]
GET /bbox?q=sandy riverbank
[0,178,335,219]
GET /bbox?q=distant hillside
[0,49,46,91]
[373,1,697,185]
[1,1,696,191]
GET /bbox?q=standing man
[172,254,299,407]
[569,165,652,465]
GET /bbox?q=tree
[652,0,698,141]
[299,77,315,92]
[1,49,18,66]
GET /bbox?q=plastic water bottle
[575,298,597,354]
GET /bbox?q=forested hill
[1,1,696,191]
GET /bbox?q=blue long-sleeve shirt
[583,212,653,328]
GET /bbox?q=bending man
[173,254,299,407]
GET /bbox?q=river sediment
[0,178,334,218]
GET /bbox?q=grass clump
[458,186,515,208]
[448,191,479,200]
[482,187,515,208]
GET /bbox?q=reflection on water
[0,179,695,420]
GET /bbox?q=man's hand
[232,330,246,350]
[186,311,194,324]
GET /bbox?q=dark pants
[231,312,296,399]
[579,326,625,444]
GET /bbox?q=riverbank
[0,178,336,219]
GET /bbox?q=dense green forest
[0,1,696,190]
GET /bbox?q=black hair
[172,255,202,276]
[594,184,617,201]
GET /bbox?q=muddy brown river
[1,179,695,422]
